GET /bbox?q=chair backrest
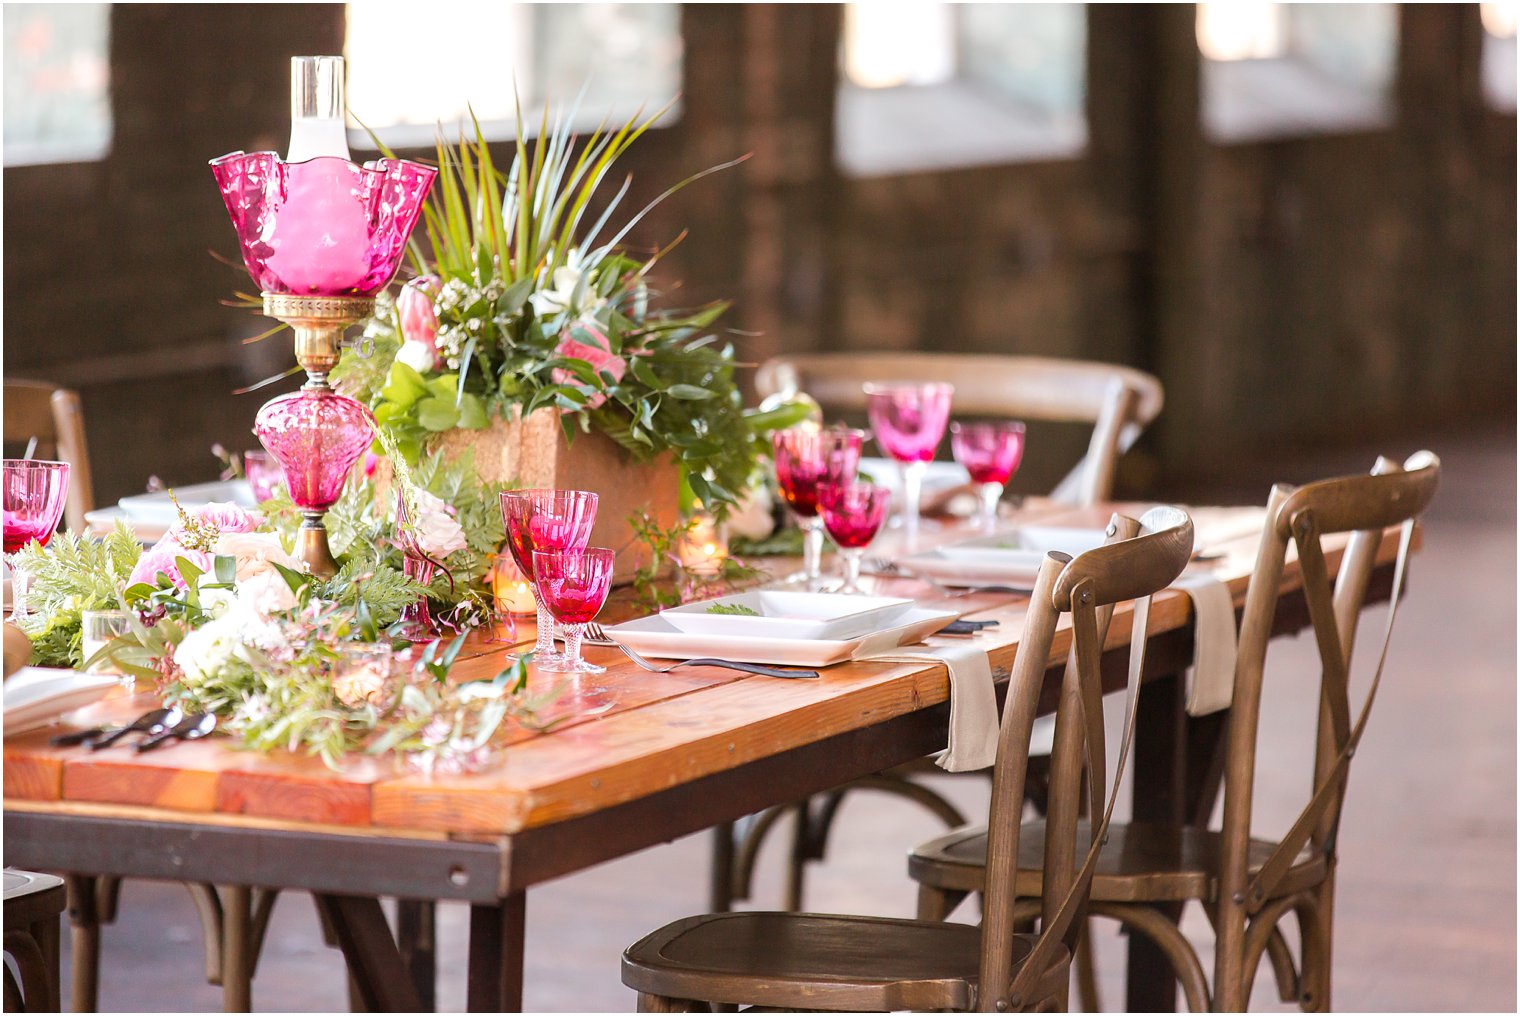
[3,379,94,533]
[754,352,1165,505]
[1212,451,1439,999]
[978,505,1194,1011]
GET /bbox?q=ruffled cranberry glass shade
[254,389,375,511]
[209,152,437,296]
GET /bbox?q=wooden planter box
[432,408,680,582]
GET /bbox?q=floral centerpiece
[9,497,557,771]
[332,105,809,577]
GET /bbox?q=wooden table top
[4,501,1393,841]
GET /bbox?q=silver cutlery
[582,623,821,680]
[81,707,185,750]
[135,712,217,753]
[863,557,1025,597]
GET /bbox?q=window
[345,3,682,149]
[3,3,112,167]
[1197,3,1397,142]
[1482,2,1518,112]
[836,3,1087,178]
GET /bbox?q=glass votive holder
[80,609,133,688]
[486,552,534,644]
[244,450,284,503]
[332,642,397,710]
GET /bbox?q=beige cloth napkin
[854,638,998,772]
[1172,567,1238,716]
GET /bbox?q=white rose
[236,569,299,619]
[407,488,468,559]
[195,578,238,620]
[173,618,242,687]
[395,341,436,374]
[212,532,304,581]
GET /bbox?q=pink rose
[398,275,441,352]
[129,539,215,590]
[164,501,261,547]
[552,322,626,410]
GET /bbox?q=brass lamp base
[298,512,340,579]
[262,292,376,389]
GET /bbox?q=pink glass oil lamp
[211,56,436,575]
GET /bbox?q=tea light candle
[678,515,728,575]
[493,552,537,615]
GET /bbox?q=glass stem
[534,595,558,658]
[979,482,1003,531]
[842,549,863,594]
[801,516,825,587]
[902,460,926,547]
[562,623,584,670]
[9,568,31,620]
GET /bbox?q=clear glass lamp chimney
[287,55,351,162]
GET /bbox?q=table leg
[396,899,437,1011]
[221,885,252,1012]
[708,823,736,912]
[313,893,423,1012]
[1125,672,1228,1012]
[467,893,526,1012]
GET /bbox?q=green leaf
[666,384,717,401]
[457,394,489,430]
[175,555,204,588]
[416,397,462,431]
[381,362,429,409]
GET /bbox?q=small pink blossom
[398,275,442,369]
[363,451,381,477]
[166,501,262,546]
[552,322,626,410]
[130,540,214,590]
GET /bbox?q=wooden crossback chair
[755,352,1164,505]
[3,379,95,533]
[908,452,1439,1011]
[621,507,1194,1013]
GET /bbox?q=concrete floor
[51,424,1516,1012]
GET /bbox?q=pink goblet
[818,481,892,595]
[863,381,954,545]
[532,547,615,674]
[772,427,866,589]
[3,459,71,618]
[243,450,283,503]
[500,490,599,667]
[951,420,1026,531]
[392,490,450,643]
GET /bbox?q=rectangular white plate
[117,480,256,526]
[661,591,914,641]
[603,604,959,667]
[895,526,1108,587]
[3,667,122,736]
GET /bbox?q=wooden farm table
[1,503,1410,1012]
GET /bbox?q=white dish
[602,605,960,667]
[856,457,969,511]
[3,667,122,736]
[117,480,256,526]
[661,591,914,641]
[896,526,1108,587]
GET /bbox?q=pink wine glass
[863,381,954,545]
[500,490,599,666]
[772,427,865,589]
[951,420,1027,531]
[3,459,70,618]
[532,547,615,674]
[818,481,892,595]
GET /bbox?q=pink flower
[130,539,215,590]
[363,451,381,477]
[398,276,441,344]
[552,322,626,410]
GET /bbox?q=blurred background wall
[4,3,1514,504]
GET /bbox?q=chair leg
[1073,921,1100,1013]
[1090,902,1211,1013]
[1298,877,1335,1012]
[708,823,736,912]
[916,884,969,922]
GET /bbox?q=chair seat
[623,911,1054,1012]
[909,820,1327,904]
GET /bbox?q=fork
[582,623,821,680]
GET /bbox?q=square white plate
[603,605,959,667]
[3,667,122,736]
[661,591,914,641]
[896,526,1108,587]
